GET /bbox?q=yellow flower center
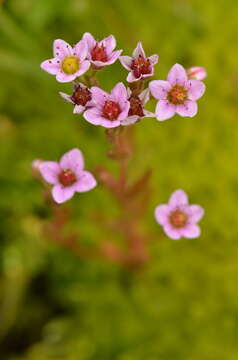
[61,56,80,74]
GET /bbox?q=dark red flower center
[102,101,121,121]
[58,169,77,187]
[167,85,187,105]
[128,95,144,117]
[71,85,91,106]
[131,55,151,78]
[91,44,108,62]
[170,209,188,228]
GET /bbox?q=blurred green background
[0,0,238,359]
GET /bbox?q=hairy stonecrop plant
[33,33,207,268]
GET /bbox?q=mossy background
[0,0,238,359]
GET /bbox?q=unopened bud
[32,159,43,179]
[187,66,207,81]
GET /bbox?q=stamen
[91,44,108,62]
[61,56,80,74]
[102,101,121,120]
[58,169,77,186]
[167,85,187,105]
[71,85,91,106]
[170,209,188,228]
[131,55,151,78]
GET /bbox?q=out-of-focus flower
[41,39,90,82]
[82,33,122,69]
[149,63,206,121]
[59,83,93,114]
[121,88,154,126]
[39,149,97,204]
[83,82,130,128]
[187,66,207,81]
[119,42,158,82]
[155,189,204,240]
[32,159,44,179]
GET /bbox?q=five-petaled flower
[83,82,130,128]
[82,32,122,69]
[39,149,97,204]
[119,42,158,82]
[149,63,206,121]
[155,189,204,240]
[187,66,207,81]
[59,83,93,114]
[121,88,154,126]
[41,39,90,82]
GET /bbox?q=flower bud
[187,66,207,81]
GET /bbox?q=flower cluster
[41,33,206,128]
[38,32,206,240]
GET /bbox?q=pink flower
[83,82,130,128]
[149,63,206,121]
[40,39,90,83]
[82,32,122,69]
[119,42,158,82]
[39,149,97,204]
[121,88,154,126]
[187,66,207,81]
[155,189,204,240]
[59,83,93,114]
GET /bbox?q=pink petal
[106,50,122,63]
[39,161,60,184]
[90,60,105,68]
[119,56,132,70]
[53,39,72,58]
[83,108,104,125]
[52,184,75,204]
[100,119,121,128]
[148,54,159,65]
[176,100,198,117]
[56,71,76,83]
[181,224,201,238]
[186,80,206,101]
[167,63,187,85]
[155,100,176,121]
[75,171,97,192]
[117,101,130,121]
[90,87,108,106]
[155,205,170,225]
[73,105,85,114]
[188,205,204,223]
[102,35,116,53]
[127,71,140,83]
[59,92,74,104]
[149,80,171,100]
[120,116,139,126]
[74,40,88,61]
[139,88,150,104]
[169,189,188,207]
[133,42,146,58]
[59,148,84,174]
[82,32,96,52]
[40,58,60,75]
[74,60,90,77]
[111,82,127,103]
[164,224,182,240]
[144,110,155,117]
[141,71,154,79]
